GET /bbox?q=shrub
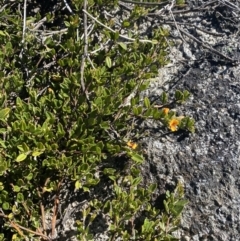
[0,0,192,240]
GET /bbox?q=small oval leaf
[130,153,144,164]
[144,97,151,108]
[119,42,127,50]
[17,193,24,202]
[32,151,43,157]
[16,153,27,162]
[105,56,112,68]
[0,108,10,120]
[2,202,9,210]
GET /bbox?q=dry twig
[80,0,91,109]
[0,209,51,241]
[120,0,171,7]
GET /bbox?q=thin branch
[11,222,51,241]
[80,0,88,94]
[31,17,47,30]
[0,210,51,241]
[87,56,95,69]
[80,0,91,109]
[80,23,94,40]
[90,40,111,54]
[22,0,27,44]
[171,0,218,14]
[37,177,50,236]
[0,4,8,12]
[82,9,155,44]
[168,0,186,43]
[51,178,63,239]
[120,0,170,7]
[19,0,27,59]
[30,29,68,35]
[63,0,73,14]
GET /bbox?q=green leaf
[172,199,188,217]
[17,179,25,187]
[0,108,10,120]
[83,186,90,192]
[0,233,5,241]
[80,163,89,172]
[25,173,33,181]
[17,145,25,152]
[133,106,139,115]
[43,187,53,192]
[152,39,158,44]
[139,81,150,91]
[183,90,190,100]
[2,202,9,210]
[105,56,112,68]
[0,30,6,36]
[57,122,65,136]
[0,161,7,175]
[13,186,21,192]
[122,20,130,27]
[132,177,142,187]
[22,142,29,152]
[32,151,43,157]
[144,97,151,108]
[90,145,101,155]
[130,153,144,164]
[144,108,152,117]
[160,92,168,104]
[148,183,157,193]
[175,90,184,102]
[17,193,24,202]
[152,109,161,120]
[164,200,169,214]
[64,21,70,27]
[16,153,28,162]
[75,180,82,190]
[119,42,127,50]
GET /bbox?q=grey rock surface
[139,1,240,240]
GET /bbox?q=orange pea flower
[163,108,170,115]
[127,141,138,150]
[169,118,180,132]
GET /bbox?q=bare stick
[22,0,27,44]
[37,177,50,236]
[11,222,51,240]
[80,0,88,94]
[80,0,91,109]
[63,0,73,14]
[0,210,51,241]
[19,0,27,59]
[51,178,63,239]
[168,0,186,43]
[120,0,170,7]
[0,4,8,13]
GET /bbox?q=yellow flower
[168,118,179,132]
[163,108,169,115]
[127,141,138,150]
